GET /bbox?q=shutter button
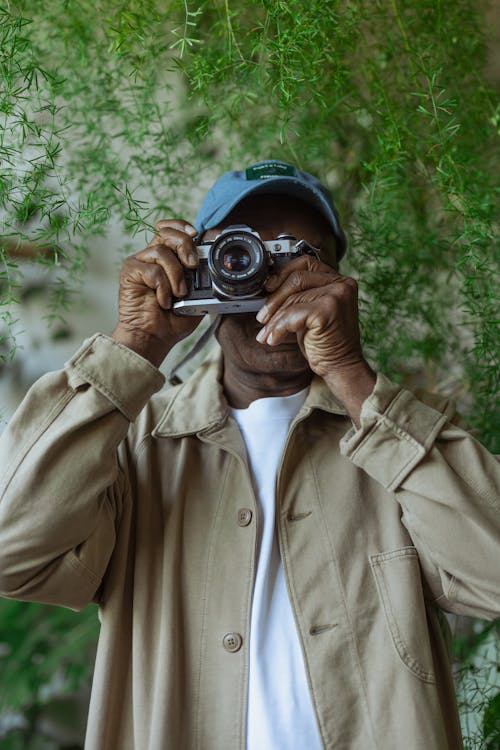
[237,508,252,527]
[222,632,243,652]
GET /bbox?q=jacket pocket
[369,546,436,684]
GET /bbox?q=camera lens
[209,230,268,298]
[222,246,252,272]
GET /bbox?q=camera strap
[167,316,222,386]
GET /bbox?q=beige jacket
[0,333,499,750]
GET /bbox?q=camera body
[172,225,320,316]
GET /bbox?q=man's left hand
[255,255,376,425]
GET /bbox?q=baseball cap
[194,159,347,260]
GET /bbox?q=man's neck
[222,361,313,409]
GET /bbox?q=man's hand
[112,219,203,367]
[255,255,376,426]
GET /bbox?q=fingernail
[184,224,198,236]
[187,252,197,266]
[256,305,269,323]
[266,331,273,345]
[256,327,267,343]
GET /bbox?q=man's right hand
[111,219,203,367]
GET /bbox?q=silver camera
[172,224,320,316]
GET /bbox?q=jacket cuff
[65,334,165,421]
[339,373,448,491]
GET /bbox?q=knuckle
[145,243,176,264]
[331,281,352,300]
[324,293,339,312]
[120,256,137,276]
[149,237,170,253]
[144,245,161,259]
[320,295,335,312]
[338,283,350,298]
[338,290,351,306]
[143,263,163,283]
[345,276,358,290]
[178,235,194,256]
[289,271,303,289]
[155,218,175,231]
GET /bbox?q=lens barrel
[208,230,268,298]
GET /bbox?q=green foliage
[0,599,98,747]
[453,621,500,750]
[0,600,98,711]
[482,692,500,749]
[0,4,498,740]
[1,0,498,448]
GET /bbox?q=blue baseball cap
[194,159,347,260]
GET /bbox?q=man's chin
[253,340,311,372]
[217,313,312,375]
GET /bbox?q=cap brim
[195,177,346,258]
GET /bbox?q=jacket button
[222,632,243,652]
[237,508,253,527]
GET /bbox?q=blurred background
[0,1,498,747]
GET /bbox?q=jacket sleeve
[340,373,500,620]
[0,334,165,610]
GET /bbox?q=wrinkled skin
[112,194,375,423]
[112,218,203,365]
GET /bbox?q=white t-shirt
[232,388,323,750]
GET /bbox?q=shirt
[232,388,323,749]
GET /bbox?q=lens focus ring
[208,231,268,298]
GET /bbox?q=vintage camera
[172,225,320,315]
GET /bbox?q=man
[0,160,498,750]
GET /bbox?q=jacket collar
[152,346,348,439]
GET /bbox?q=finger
[151,226,199,268]
[256,270,335,325]
[258,278,358,345]
[122,256,179,309]
[133,240,194,297]
[155,218,198,237]
[257,302,327,346]
[265,254,339,293]
[126,247,187,302]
